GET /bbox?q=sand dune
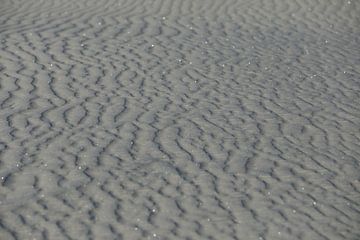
[0,0,359,239]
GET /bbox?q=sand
[0,0,359,239]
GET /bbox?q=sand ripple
[0,0,359,239]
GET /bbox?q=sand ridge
[0,0,359,239]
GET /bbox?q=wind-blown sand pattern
[0,0,359,239]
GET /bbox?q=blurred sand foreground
[0,0,359,239]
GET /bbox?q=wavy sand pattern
[0,0,360,239]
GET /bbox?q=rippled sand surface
[0,0,359,239]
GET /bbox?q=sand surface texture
[1,0,360,239]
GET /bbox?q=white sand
[0,0,359,239]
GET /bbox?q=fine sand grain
[0,0,359,239]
